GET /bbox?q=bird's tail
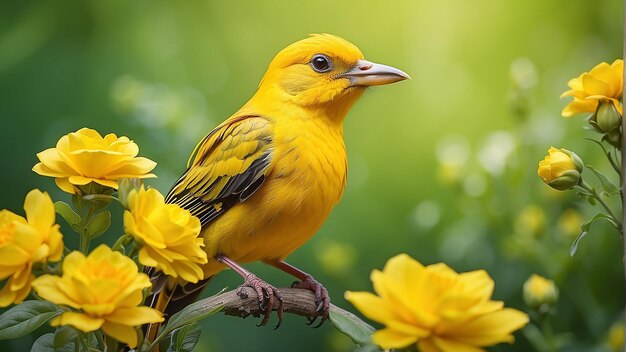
[144,273,213,344]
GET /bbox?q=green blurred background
[1,1,624,351]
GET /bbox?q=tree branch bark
[193,287,325,320]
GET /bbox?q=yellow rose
[31,245,163,348]
[561,59,623,117]
[33,128,157,194]
[0,190,63,307]
[537,147,583,191]
[345,254,529,352]
[124,187,207,283]
[523,274,558,309]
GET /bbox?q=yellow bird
[149,34,408,329]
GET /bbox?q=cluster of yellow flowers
[539,59,624,192]
[0,128,207,349]
[533,60,624,350]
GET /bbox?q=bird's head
[254,34,409,120]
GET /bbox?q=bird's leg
[216,254,284,328]
[265,260,330,327]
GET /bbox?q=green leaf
[86,210,111,239]
[571,213,618,256]
[587,166,619,195]
[329,305,380,351]
[31,333,75,352]
[149,298,224,350]
[355,345,384,352]
[53,326,77,349]
[0,301,62,340]
[169,323,201,352]
[54,202,81,227]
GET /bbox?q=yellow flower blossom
[124,187,207,283]
[0,190,63,307]
[31,245,163,348]
[561,59,623,117]
[537,147,583,191]
[33,128,157,194]
[345,254,528,352]
[523,274,558,309]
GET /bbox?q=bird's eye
[310,54,332,73]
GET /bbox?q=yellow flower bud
[537,147,583,191]
[593,100,622,133]
[523,274,559,310]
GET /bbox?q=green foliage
[168,324,201,352]
[86,210,111,239]
[0,301,62,340]
[31,333,75,352]
[571,213,619,256]
[147,299,224,351]
[329,306,380,352]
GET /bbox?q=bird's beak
[339,59,410,87]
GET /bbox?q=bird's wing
[165,115,274,226]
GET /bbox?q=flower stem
[112,234,132,253]
[78,333,90,351]
[578,180,622,230]
[95,331,106,352]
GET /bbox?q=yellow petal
[105,306,164,326]
[458,270,494,300]
[31,275,78,307]
[23,190,55,237]
[54,178,77,194]
[372,327,419,350]
[0,242,32,266]
[101,321,138,348]
[344,291,399,325]
[11,274,34,304]
[68,176,96,186]
[51,312,104,332]
[93,179,120,189]
[562,98,597,117]
[47,226,64,261]
[444,308,529,346]
[0,273,33,307]
[581,73,611,97]
[431,336,486,352]
[60,251,86,276]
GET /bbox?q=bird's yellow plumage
[149,33,408,331]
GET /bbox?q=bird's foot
[236,273,284,328]
[291,275,330,327]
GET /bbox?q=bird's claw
[292,275,330,327]
[238,273,283,328]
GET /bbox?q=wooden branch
[193,287,324,320]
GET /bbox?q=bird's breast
[270,118,347,214]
